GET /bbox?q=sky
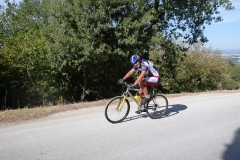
[204,0,240,50]
[1,0,240,51]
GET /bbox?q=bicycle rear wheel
[146,94,168,119]
[105,96,130,123]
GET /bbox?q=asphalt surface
[0,91,240,160]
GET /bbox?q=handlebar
[119,81,139,90]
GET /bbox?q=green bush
[229,65,240,82]
[177,44,228,92]
[222,78,239,90]
[221,63,240,90]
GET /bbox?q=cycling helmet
[130,54,140,64]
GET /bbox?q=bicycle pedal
[135,110,141,114]
[141,108,146,112]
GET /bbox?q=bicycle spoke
[146,94,168,119]
[105,96,130,123]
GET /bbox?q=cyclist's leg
[147,86,153,96]
[138,79,146,100]
[145,77,159,92]
[138,77,158,99]
[139,90,144,100]
[146,77,160,96]
[135,77,160,114]
[140,77,159,104]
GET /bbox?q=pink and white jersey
[133,59,160,78]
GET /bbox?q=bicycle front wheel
[105,96,130,123]
[146,94,168,119]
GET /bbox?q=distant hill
[221,49,240,54]
[221,49,240,65]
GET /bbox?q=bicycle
[105,82,168,123]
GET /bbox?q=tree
[223,62,240,90]
[0,0,51,108]
[45,0,163,101]
[148,0,234,44]
[146,0,234,93]
[0,0,235,108]
[176,43,228,92]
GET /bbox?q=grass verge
[1,89,240,124]
[0,99,108,124]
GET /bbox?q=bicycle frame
[105,82,169,123]
[121,84,142,109]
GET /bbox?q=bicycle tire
[146,94,168,119]
[105,96,130,123]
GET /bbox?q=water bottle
[134,95,141,104]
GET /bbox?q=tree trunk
[80,68,88,102]
[3,89,7,110]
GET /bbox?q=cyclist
[119,54,160,114]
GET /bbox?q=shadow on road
[222,128,240,160]
[122,114,148,123]
[122,104,187,123]
[162,104,188,118]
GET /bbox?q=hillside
[221,49,240,65]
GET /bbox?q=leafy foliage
[0,0,236,109]
[223,63,240,90]
[0,0,51,109]
[177,43,229,92]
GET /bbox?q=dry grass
[0,99,108,124]
[1,89,240,124]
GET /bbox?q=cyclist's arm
[122,69,135,80]
[134,70,146,86]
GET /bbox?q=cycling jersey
[133,59,160,77]
[133,59,160,86]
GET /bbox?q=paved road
[0,92,240,160]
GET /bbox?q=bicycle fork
[116,95,126,111]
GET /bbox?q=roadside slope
[1,89,240,126]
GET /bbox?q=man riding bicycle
[119,54,160,114]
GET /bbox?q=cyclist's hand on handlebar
[118,79,124,84]
[128,83,135,88]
